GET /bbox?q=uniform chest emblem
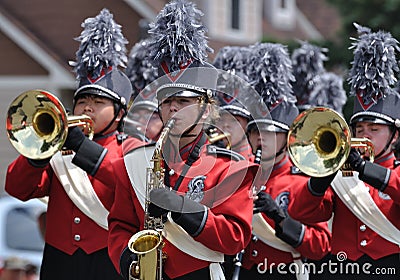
[186,175,206,202]
[275,191,290,213]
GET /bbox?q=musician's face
[215,112,248,148]
[74,95,123,134]
[159,96,209,136]
[130,108,163,141]
[258,130,286,161]
[354,121,398,157]
[248,128,261,154]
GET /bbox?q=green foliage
[325,0,400,114]
[327,0,400,41]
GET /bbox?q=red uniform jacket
[242,155,331,270]
[108,134,258,279]
[234,142,255,162]
[289,152,400,260]
[5,133,144,255]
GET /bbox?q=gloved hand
[62,126,107,176]
[254,192,286,224]
[120,247,138,280]
[308,171,337,196]
[254,192,304,248]
[149,188,206,237]
[346,148,390,191]
[275,216,305,248]
[63,126,86,151]
[346,148,366,173]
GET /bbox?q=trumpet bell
[287,107,351,177]
[6,90,69,159]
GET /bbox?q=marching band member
[213,46,254,160]
[107,1,258,279]
[125,38,163,143]
[291,41,328,113]
[212,47,256,279]
[302,71,347,116]
[240,42,332,280]
[289,23,400,279]
[5,9,144,280]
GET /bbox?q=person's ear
[115,109,125,122]
[201,104,211,120]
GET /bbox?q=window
[231,0,240,30]
[265,0,296,31]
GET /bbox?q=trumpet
[6,89,94,159]
[287,107,374,177]
[207,126,231,149]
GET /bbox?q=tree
[327,0,400,70]
[324,0,400,120]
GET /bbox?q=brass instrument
[6,89,94,159]
[207,127,231,149]
[128,118,175,280]
[287,107,374,177]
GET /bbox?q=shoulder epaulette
[118,132,149,143]
[291,166,305,175]
[207,145,245,161]
[116,133,129,143]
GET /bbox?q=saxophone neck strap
[166,133,207,191]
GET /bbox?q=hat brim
[157,84,205,100]
[131,100,158,112]
[350,112,394,126]
[74,84,124,104]
[220,105,251,120]
[247,119,289,133]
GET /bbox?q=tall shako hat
[246,42,298,133]
[146,0,217,101]
[307,72,347,115]
[70,9,132,134]
[213,46,251,120]
[71,9,131,112]
[213,46,250,76]
[348,23,400,129]
[291,41,328,111]
[126,38,159,112]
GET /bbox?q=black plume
[246,42,296,107]
[308,72,347,114]
[70,9,128,80]
[126,38,158,95]
[348,22,400,104]
[146,0,212,72]
[213,46,250,76]
[291,41,328,103]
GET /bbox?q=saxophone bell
[128,230,164,280]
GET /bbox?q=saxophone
[128,118,175,280]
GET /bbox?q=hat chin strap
[374,128,397,159]
[96,105,124,136]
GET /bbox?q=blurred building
[0,0,341,195]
